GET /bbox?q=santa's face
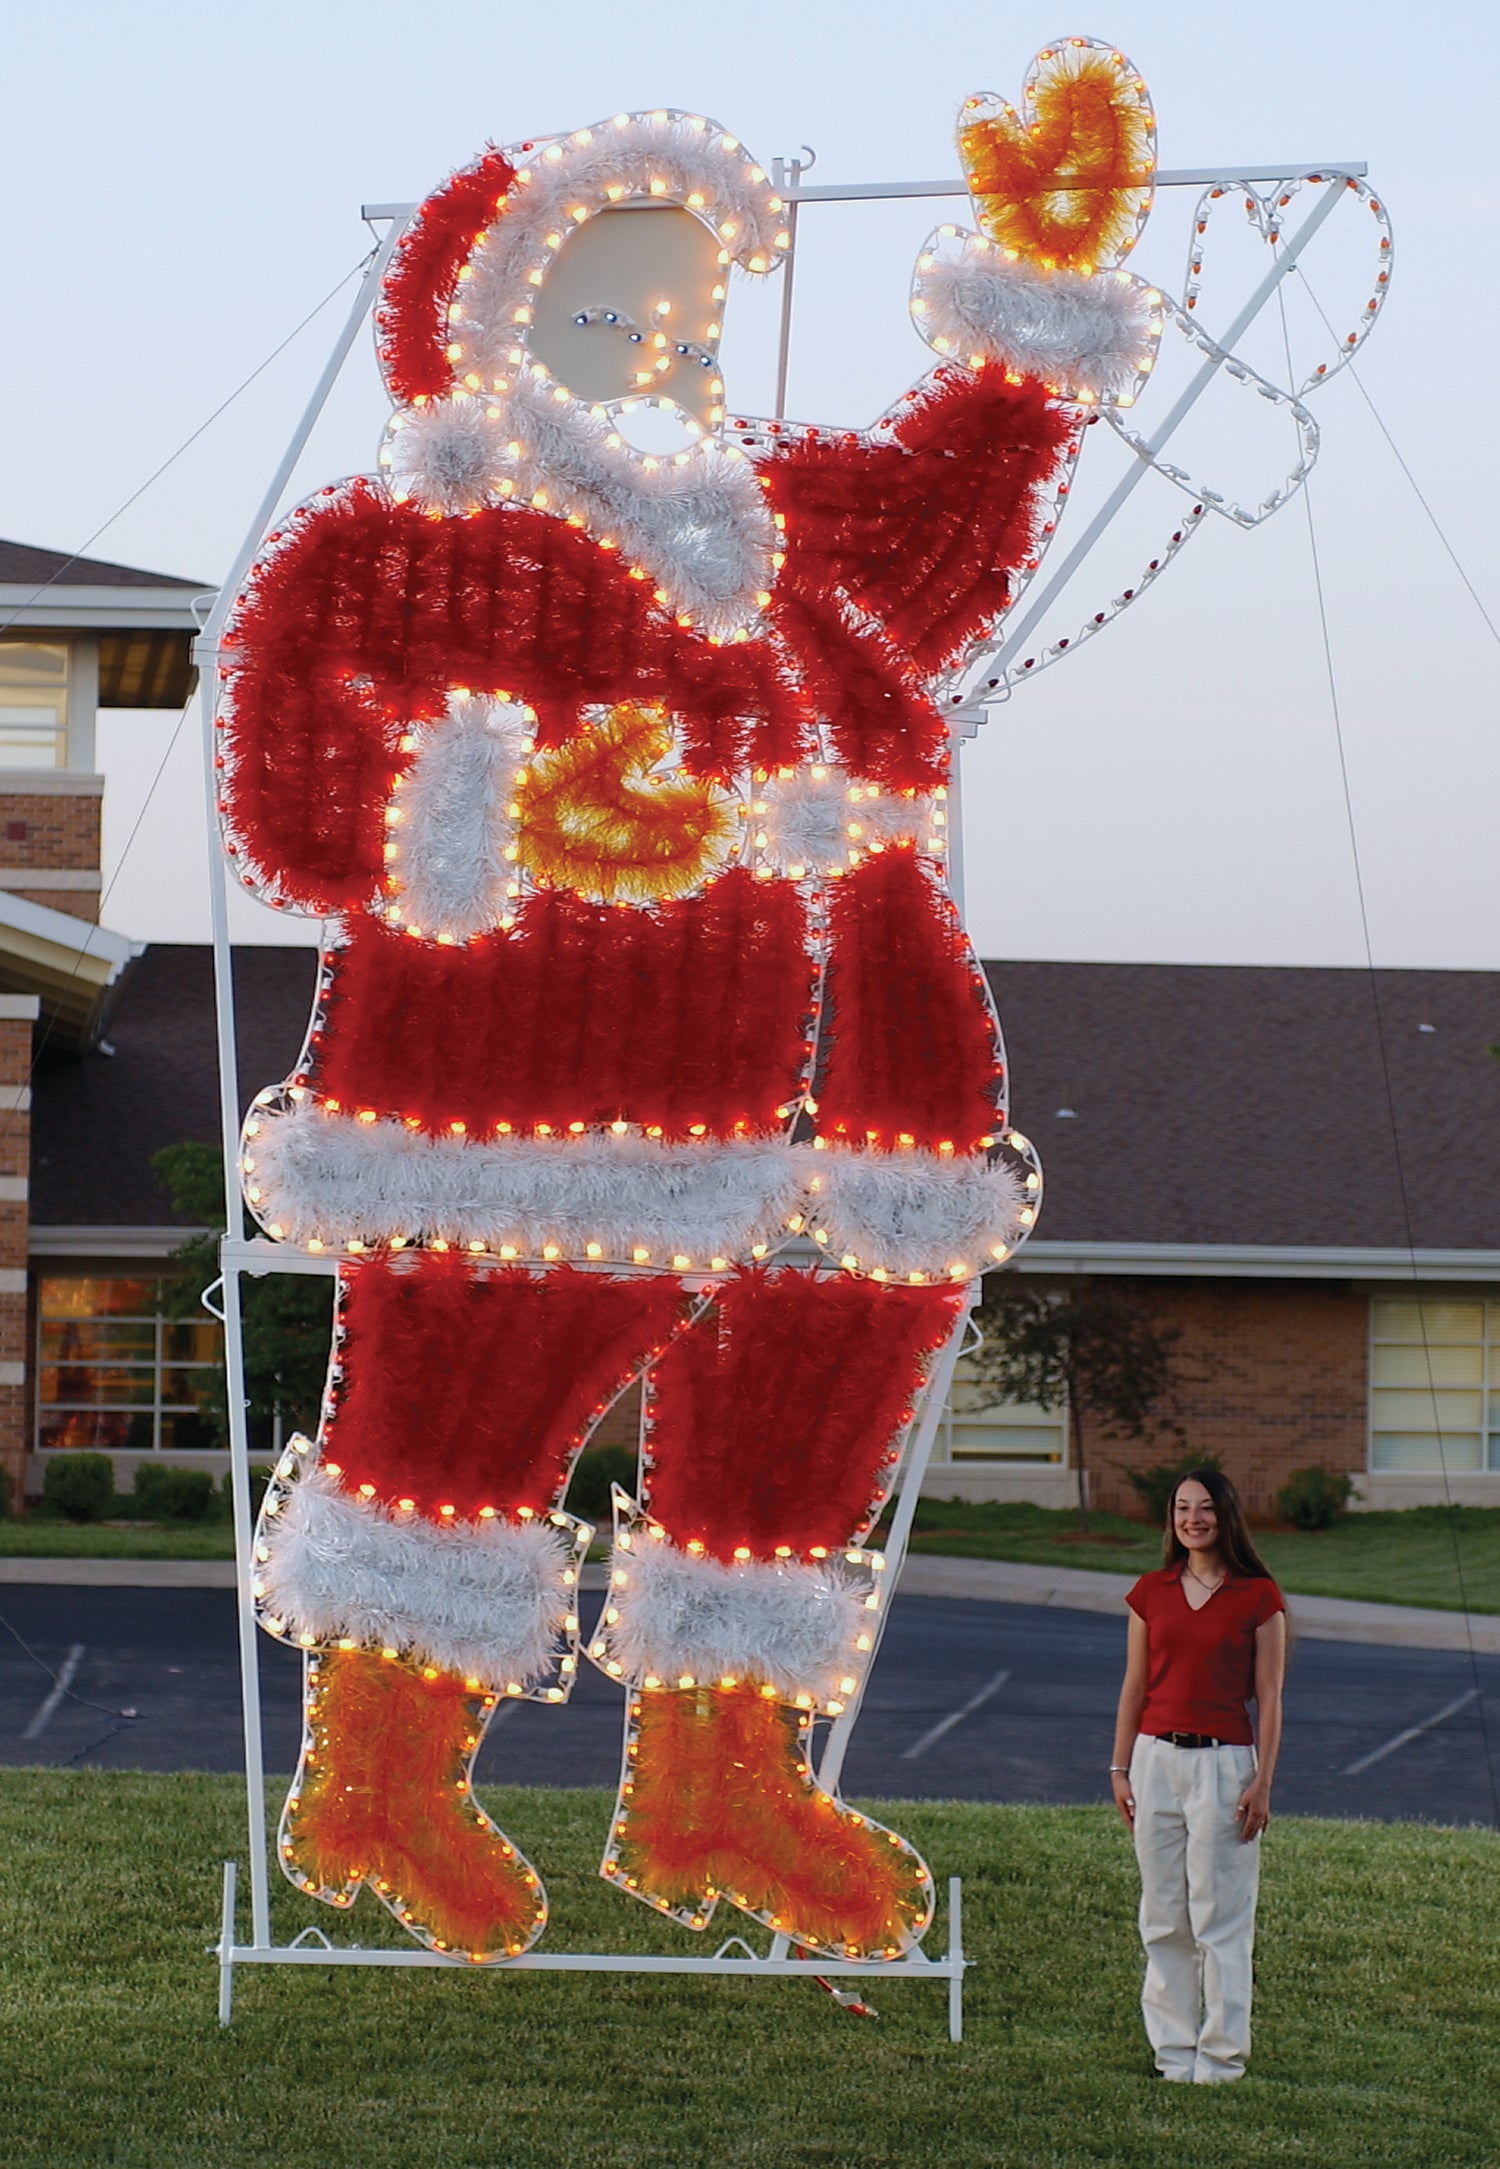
[527,204,729,428]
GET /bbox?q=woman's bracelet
[1109,1764,1130,1775]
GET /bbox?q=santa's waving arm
[757,37,1162,743]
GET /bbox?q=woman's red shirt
[1126,1564,1285,1746]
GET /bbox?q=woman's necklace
[1186,1561,1225,1593]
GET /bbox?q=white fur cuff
[595,1509,884,1709]
[241,1099,807,1264]
[254,1453,586,1694]
[805,1144,1035,1276]
[912,237,1161,404]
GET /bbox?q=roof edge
[1015,1241,1500,1282]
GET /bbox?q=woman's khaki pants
[1129,1734,1261,2082]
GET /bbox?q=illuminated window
[934,1358,1066,1464]
[0,642,68,767]
[1369,1299,1498,1472]
[36,1276,221,1453]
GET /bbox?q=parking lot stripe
[1341,1687,1481,1776]
[901,1668,1011,1761]
[21,1643,85,1741]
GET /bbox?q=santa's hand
[910,39,1163,409]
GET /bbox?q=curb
[0,1558,238,1588]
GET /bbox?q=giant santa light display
[215,40,1387,1970]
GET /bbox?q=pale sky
[5,0,1498,966]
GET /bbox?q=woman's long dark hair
[1162,1466,1275,1580]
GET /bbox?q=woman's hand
[1111,1769,1136,1831]
[1236,1775,1272,1842]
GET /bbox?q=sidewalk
[3,1551,1497,1653]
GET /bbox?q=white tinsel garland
[806,1146,1028,1276]
[754,768,935,877]
[383,369,775,639]
[241,1102,808,1261]
[912,237,1161,403]
[600,1526,878,1707]
[255,1458,579,1691]
[453,112,788,387]
[386,694,529,939]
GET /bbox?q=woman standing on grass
[1110,1468,1287,2084]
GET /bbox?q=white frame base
[214,1863,969,2041]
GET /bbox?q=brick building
[0,539,204,1510]
[23,938,1500,1523]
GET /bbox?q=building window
[0,641,68,767]
[934,1359,1066,1464]
[36,1276,221,1454]
[1369,1299,1499,1472]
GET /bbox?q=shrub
[1120,1449,1223,1525]
[133,1463,217,1522]
[42,1453,115,1523]
[0,1463,9,1519]
[565,1443,638,1528]
[1275,1465,1353,1531]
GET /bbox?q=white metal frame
[203,151,1364,2036]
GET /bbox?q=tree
[966,1279,1183,1534]
[152,1142,333,1452]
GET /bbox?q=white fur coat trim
[601,1530,878,1706]
[385,693,529,941]
[806,1146,1031,1275]
[241,1100,807,1261]
[383,370,776,639]
[912,237,1161,404]
[255,1459,578,1691]
[453,112,788,386]
[753,767,938,877]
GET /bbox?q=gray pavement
[5,1549,1496,1652]
[1,1582,1496,1828]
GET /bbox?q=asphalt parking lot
[2,1584,1496,1828]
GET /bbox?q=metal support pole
[217,1860,238,2025]
[770,154,805,419]
[198,659,273,1953]
[198,222,406,650]
[945,723,967,920]
[776,160,1364,206]
[195,211,405,1958]
[978,177,1350,690]
[818,1295,975,1794]
[359,163,1366,226]
[947,1877,964,2044]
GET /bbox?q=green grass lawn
[0,1514,236,1559]
[896,1499,1500,1614]
[0,1772,1494,2168]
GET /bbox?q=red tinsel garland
[614,1685,929,1955]
[767,583,948,792]
[310,869,817,1137]
[221,485,812,913]
[817,847,1003,1148]
[375,149,517,405]
[763,365,1074,680]
[289,1651,542,1955]
[325,1256,685,1520]
[642,1270,961,1559]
